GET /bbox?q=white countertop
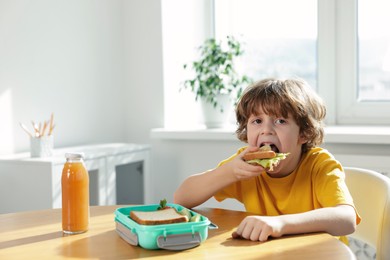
[0,143,151,164]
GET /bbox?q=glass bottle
[61,152,89,234]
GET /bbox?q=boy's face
[246,108,306,177]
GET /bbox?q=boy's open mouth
[260,143,280,153]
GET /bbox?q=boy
[174,78,360,243]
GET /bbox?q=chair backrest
[344,167,390,260]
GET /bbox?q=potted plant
[181,36,252,128]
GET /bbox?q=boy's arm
[173,165,235,209]
[174,147,263,209]
[232,204,357,241]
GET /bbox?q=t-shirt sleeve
[214,183,240,202]
[314,161,361,224]
[315,167,352,206]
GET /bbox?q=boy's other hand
[232,215,284,242]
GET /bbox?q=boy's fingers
[231,231,241,239]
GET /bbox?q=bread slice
[243,150,276,161]
[130,208,189,225]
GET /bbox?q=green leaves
[182,36,252,110]
[157,198,168,210]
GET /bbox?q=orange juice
[61,153,89,234]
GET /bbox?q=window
[161,0,390,129]
[215,0,390,125]
[358,0,390,101]
[335,0,390,124]
[214,0,317,89]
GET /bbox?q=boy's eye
[275,119,286,124]
[252,119,262,124]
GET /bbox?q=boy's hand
[225,147,264,181]
[232,215,285,242]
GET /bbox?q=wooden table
[0,205,356,259]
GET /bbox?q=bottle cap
[65,152,85,159]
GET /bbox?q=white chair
[344,167,390,260]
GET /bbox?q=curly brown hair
[235,78,326,153]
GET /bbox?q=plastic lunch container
[115,203,212,250]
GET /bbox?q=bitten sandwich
[243,145,289,171]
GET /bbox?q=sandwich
[243,145,289,171]
[130,207,189,225]
[129,199,201,225]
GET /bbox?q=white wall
[0,0,164,155]
[0,0,125,154]
[123,0,164,143]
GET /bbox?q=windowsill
[151,125,390,145]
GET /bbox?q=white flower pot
[200,94,233,128]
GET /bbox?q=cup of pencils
[20,113,55,158]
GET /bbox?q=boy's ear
[298,133,308,144]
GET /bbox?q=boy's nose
[261,121,275,135]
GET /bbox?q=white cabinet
[0,143,151,214]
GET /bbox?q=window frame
[320,0,390,125]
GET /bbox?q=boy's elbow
[328,218,356,236]
[343,206,358,235]
[173,190,189,207]
[343,219,357,235]
[331,206,357,236]
[173,190,199,209]
[173,191,180,204]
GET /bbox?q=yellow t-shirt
[214,146,361,244]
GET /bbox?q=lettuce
[247,153,289,171]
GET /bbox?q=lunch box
[115,204,212,250]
